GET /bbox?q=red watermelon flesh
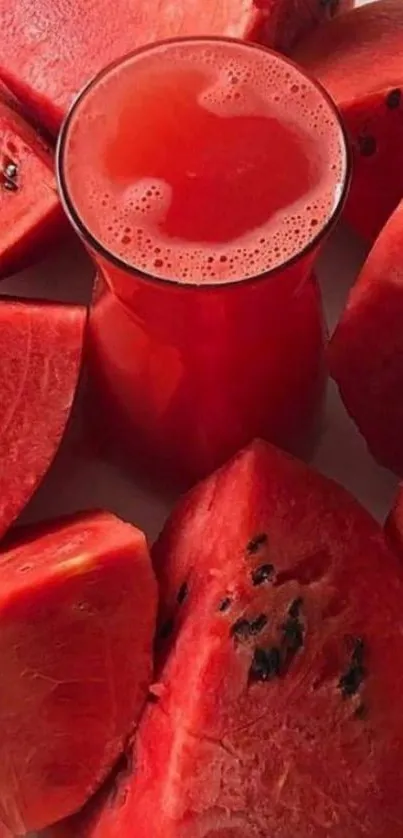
[294,0,403,242]
[47,441,403,838]
[0,298,85,540]
[0,510,157,834]
[0,0,351,135]
[0,99,62,278]
[384,487,403,558]
[328,200,403,476]
[152,439,389,649]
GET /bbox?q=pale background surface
[1,0,396,543]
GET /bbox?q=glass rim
[56,34,352,292]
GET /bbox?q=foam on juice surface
[64,38,346,284]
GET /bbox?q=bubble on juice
[122,177,171,220]
[65,37,346,285]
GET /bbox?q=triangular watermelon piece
[152,439,389,646]
[0,511,157,834]
[294,0,403,242]
[328,200,403,476]
[0,0,351,135]
[0,99,62,277]
[47,441,403,838]
[0,297,86,539]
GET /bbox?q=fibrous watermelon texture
[328,200,403,476]
[48,440,403,838]
[0,298,85,540]
[0,0,351,135]
[384,486,403,558]
[295,0,403,242]
[0,98,62,277]
[0,510,157,835]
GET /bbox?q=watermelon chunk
[0,0,351,135]
[0,298,85,539]
[48,441,403,838]
[0,510,157,834]
[328,200,403,476]
[0,99,62,277]
[294,0,403,242]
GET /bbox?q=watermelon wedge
[328,200,403,476]
[0,298,85,539]
[0,510,157,834]
[0,99,62,277]
[0,0,351,135]
[294,0,403,242]
[48,440,403,838]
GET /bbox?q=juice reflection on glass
[57,37,349,487]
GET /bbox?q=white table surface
[2,0,397,544]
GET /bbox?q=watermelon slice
[328,200,403,476]
[48,440,403,838]
[0,510,157,834]
[294,0,403,242]
[0,298,85,540]
[0,0,351,135]
[0,99,62,277]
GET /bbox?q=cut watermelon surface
[0,510,157,834]
[295,0,403,242]
[0,298,86,540]
[0,0,351,134]
[49,441,403,838]
[0,99,62,277]
[384,487,403,558]
[328,200,403,476]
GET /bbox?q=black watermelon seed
[218,597,232,613]
[339,665,366,697]
[250,614,269,635]
[339,637,366,698]
[246,533,268,554]
[288,597,303,619]
[251,564,274,586]
[2,179,18,191]
[231,618,252,639]
[4,162,18,180]
[159,618,174,640]
[231,614,268,640]
[177,581,188,605]
[282,617,304,655]
[357,135,377,157]
[386,88,402,109]
[249,647,281,682]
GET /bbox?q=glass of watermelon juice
[57,36,350,487]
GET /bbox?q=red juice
[57,37,349,486]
